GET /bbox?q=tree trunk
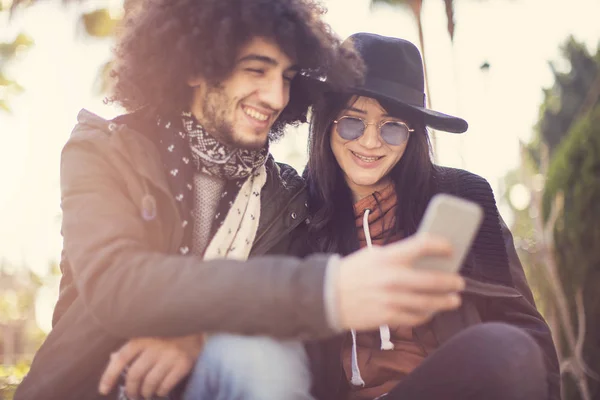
[443,0,455,43]
[409,1,431,108]
[408,1,437,158]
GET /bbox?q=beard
[201,83,268,151]
[201,83,236,146]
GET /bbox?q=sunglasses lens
[336,117,364,141]
[380,122,410,146]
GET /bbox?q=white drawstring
[350,328,365,386]
[350,208,395,386]
[379,324,394,350]
[362,209,394,351]
[362,209,373,248]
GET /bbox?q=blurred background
[0,0,599,398]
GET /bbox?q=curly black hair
[110,0,364,135]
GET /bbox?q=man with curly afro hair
[16,1,464,400]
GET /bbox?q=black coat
[304,166,560,400]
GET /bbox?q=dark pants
[382,323,548,400]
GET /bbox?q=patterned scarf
[156,111,268,256]
[182,111,268,178]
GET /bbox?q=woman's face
[330,96,411,201]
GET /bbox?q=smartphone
[413,193,484,273]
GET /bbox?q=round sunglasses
[333,116,414,146]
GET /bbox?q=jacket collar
[75,109,308,255]
[76,109,172,199]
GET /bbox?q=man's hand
[99,335,204,399]
[336,234,465,331]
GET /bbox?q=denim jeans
[183,334,314,400]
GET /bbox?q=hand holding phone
[413,194,483,273]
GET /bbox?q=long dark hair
[306,92,437,255]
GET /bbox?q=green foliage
[81,8,120,38]
[0,362,30,400]
[544,106,600,400]
[545,106,600,286]
[536,37,600,156]
[0,33,34,113]
[0,263,51,400]
[0,33,34,59]
[2,1,120,112]
[544,105,600,296]
[538,38,600,400]
[505,36,600,399]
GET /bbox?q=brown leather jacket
[16,109,333,400]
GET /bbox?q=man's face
[189,37,298,150]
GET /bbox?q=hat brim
[296,74,468,134]
[354,87,468,134]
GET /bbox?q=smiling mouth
[351,151,383,163]
[243,106,269,122]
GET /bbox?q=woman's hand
[99,335,204,399]
[336,234,465,331]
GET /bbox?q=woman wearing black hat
[304,33,559,400]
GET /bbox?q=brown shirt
[343,184,437,400]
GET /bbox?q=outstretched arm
[61,139,334,340]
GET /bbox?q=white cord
[350,328,366,386]
[363,209,395,351]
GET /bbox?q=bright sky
[1,0,599,280]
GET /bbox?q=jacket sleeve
[60,136,336,341]
[484,217,561,400]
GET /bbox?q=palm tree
[442,0,456,42]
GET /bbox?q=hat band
[361,76,425,107]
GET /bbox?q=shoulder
[265,157,306,193]
[434,165,492,190]
[61,110,121,177]
[434,166,495,204]
[67,109,115,146]
[436,167,513,285]
[61,109,158,189]
[67,108,153,146]
[65,109,146,155]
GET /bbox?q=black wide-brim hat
[345,32,468,134]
